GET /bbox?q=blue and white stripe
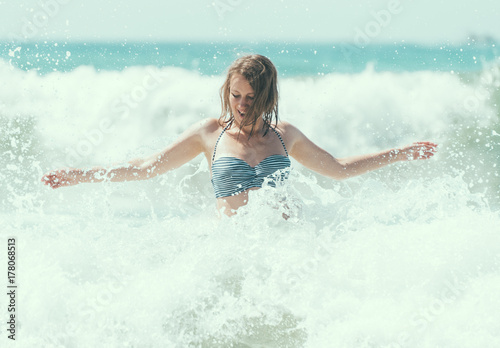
[211,122,291,198]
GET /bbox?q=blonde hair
[219,54,279,137]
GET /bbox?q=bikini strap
[270,125,289,156]
[212,121,233,163]
[212,120,289,161]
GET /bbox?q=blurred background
[1,0,498,43]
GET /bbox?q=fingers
[415,142,438,150]
[41,175,52,186]
[414,142,438,148]
[41,172,64,189]
[402,142,438,161]
[41,178,58,189]
[414,141,438,145]
[413,142,438,160]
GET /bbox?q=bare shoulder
[168,118,220,148]
[276,120,306,142]
[158,118,221,158]
[275,120,316,158]
[180,118,221,142]
[277,120,299,132]
[190,117,220,134]
[192,118,225,153]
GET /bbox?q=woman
[41,54,438,216]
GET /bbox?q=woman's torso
[201,118,291,215]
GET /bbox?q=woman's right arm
[41,119,213,189]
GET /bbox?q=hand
[41,168,82,189]
[398,142,438,161]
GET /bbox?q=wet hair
[219,54,279,138]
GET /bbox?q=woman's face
[229,73,255,127]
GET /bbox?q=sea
[0,40,499,347]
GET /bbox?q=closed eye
[231,93,254,101]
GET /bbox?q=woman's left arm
[283,122,437,180]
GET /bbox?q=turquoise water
[1,41,498,75]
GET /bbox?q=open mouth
[237,109,245,117]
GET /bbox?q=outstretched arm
[284,122,437,180]
[41,119,209,189]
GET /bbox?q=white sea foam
[1,58,499,347]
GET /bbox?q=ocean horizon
[2,40,498,76]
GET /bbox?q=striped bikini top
[211,121,291,198]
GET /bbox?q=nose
[240,97,251,108]
[239,99,248,109]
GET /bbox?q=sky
[0,0,498,44]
